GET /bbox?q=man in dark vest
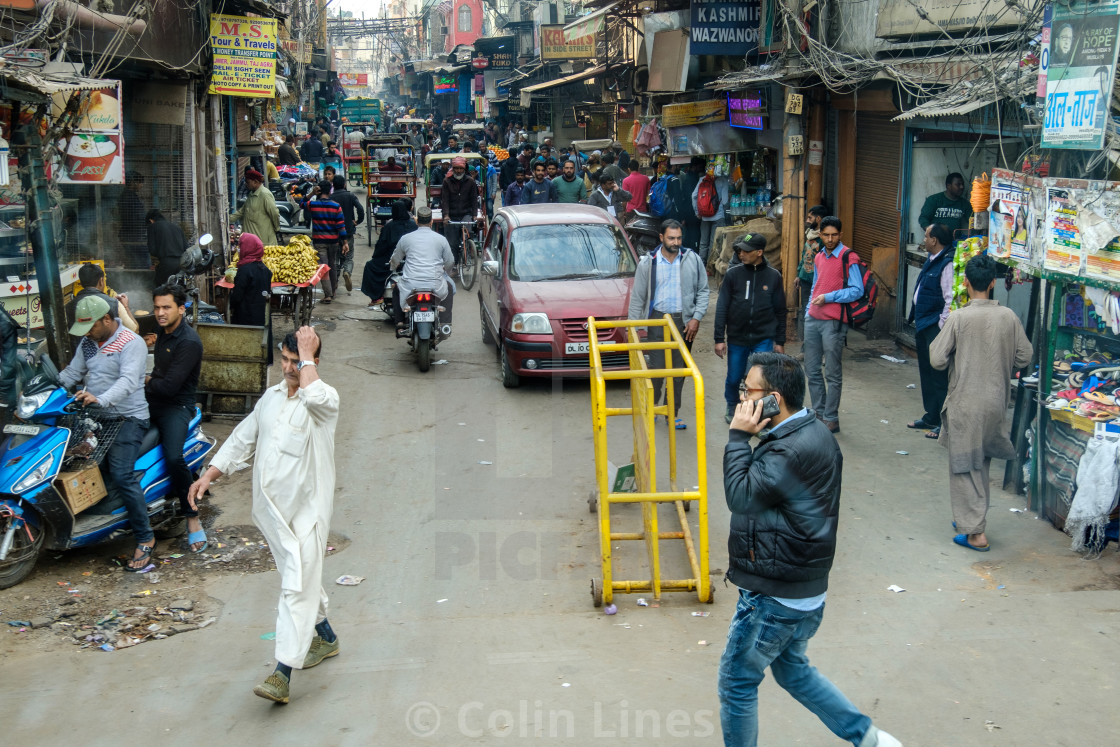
[906,223,956,437]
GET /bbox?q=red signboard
[472,57,489,69]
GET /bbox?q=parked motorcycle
[625,211,662,254]
[0,356,215,588]
[389,275,452,372]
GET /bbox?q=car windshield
[508,224,636,282]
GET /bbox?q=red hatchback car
[478,204,641,387]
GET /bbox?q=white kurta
[210,378,339,668]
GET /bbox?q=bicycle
[447,218,480,291]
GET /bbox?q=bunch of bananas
[263,235,319,284]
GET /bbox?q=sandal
[124,543,155,572]
[187,527,209,554]
[907,418,936,429]
[925,427,941,439]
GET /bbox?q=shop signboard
[661,99,726,128]
[131,81,188,126]
[53,82,124,185]
[689,0,761,57]
[728,90,764,129]
[1042,0,1120,150]
[876,0,1026,39]
[434,73,458,95]
[208,13,278,98]
[541,25,595,60]
[489,51,514,70]
[339,73,368,87]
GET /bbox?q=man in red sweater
[803,216,864,433]
[622,162,651,223]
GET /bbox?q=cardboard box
[54,463,107,515]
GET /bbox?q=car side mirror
[482,260,499,276]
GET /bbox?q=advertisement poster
[1042,1,1120,150]
[541,25,595,60]
[54,82,124,185]
[338,73,368,87]
[689,0,761,56]
[987,168,1035,263]
[208,14,278,98]
[661,99,727,128]
[1043,187,1086,274]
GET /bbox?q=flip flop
[674,418,688,430]
[953,534,990,552]
[187,528,209,554]
[925,427,941,439]
[907,418,936,429]
[123,543,156,572]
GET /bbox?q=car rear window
[507,224,636,282]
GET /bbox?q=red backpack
[840,249,879,329]
[696,174,720,218]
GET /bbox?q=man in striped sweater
[302,180,348,303]
[804,216,864,433]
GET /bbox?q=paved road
[4,242,1119,745]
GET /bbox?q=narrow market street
[3,256,1118,745]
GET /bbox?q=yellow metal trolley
[587,315,712,607]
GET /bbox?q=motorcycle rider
[143,284,206,552]
[58,295,152,571]
[390,206,454,331]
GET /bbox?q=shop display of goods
[262,235,319,284]
[951,235,988,310]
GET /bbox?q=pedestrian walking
[906,223,955,439]
[804,216,864,433]
[627,219,709,430]
[586,172,631,218]
[330,175,365,293]
[302,180,348,303]
[519,160,557,204]
[678,157,705,251]
[713,233,786,423]
[720,351,903,747]
[503,168,527,207]
[692,168,729,264]
[230,169,280,247]
[189,327,340,704]
[553,159,588,203]
[930,254,1031,552]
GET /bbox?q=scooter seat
[138,423,161,456]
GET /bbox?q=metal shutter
[851,113,901,264]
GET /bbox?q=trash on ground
[881,355,907,363]
[698,640,708,646]
[478,461,493,465]
[436,598,448,604]
[477,438,485,442]
[432,359,448,365]
[260,631,276,640]
[99,643,114,652]
[168,553,184,559]
[880,420,889,424]
[561,683,570,687]
[335,575,365,586]
[906,384,917,389]
[457,422,466,426]
[887,585,906,593]
[1009,508,1026,513]
[692,611,710,617]
[985,721,1000,732]
[997,585,1006,590]
[895,451,909,456]
[604,604,617,615]
[636,598,649,607]
[135,564,157,574]
[7,620,31,627]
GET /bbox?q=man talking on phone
[719,352,901,747]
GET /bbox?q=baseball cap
[70,294,111,336]
[416,206,433,221]
[734,233,767,253]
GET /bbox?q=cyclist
[441,156,479,267]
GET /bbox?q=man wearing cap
[391,206,455,328]
[231,169,280,246]
[59,295,152,571]
[714,234,788,423]
[441,156,479,264]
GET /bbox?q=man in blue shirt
[518,160,557,204]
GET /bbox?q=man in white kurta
[189,326,339,704]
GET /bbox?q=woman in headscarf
[230,233,274,362]
[361,199,417,309]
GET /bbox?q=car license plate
[565,342,591,355]
[3,424,40,436]
[413,311,437,322]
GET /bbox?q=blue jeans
[724,339,775,409]
[719,589,871,747]
[103,416,153,545]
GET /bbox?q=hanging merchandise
[629,119,641,145]
[971,172,991,213]
[1066,437,1120,553]
[950,235,988,309]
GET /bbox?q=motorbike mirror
[481,260,499,276]
[199,233,214,247]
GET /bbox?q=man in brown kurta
[930,255,1032,551]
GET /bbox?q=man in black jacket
[298,133,324,170]
[714,234,786,423]
[146,209,189,285]
[331,175,365,292]
[441,156,478,263]
[144,284,206,552]
[719,352,901,747]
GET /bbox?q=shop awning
[893,72,1034,121]
[0,68,119,101]
[521,65,607,94]
[562,3,618,39]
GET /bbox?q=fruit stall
[216,234,328,329]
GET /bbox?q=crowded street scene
[2,1,1120,745]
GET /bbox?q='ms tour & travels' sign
[690,0,760,56]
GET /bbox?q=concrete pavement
[3,243,1119,746]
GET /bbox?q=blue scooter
[0,358,215,588]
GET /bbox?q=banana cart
[363,136,416,246]
[216,263,328,329]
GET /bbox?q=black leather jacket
[723,412,841,598]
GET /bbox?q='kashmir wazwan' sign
[690,0,760,56]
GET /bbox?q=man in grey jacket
[390,206,455,328]
[627,219,709,429]
[59,295,152,571]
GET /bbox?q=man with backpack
[804,216,865,433]
[648,169,676,220]
[692,167,729,265]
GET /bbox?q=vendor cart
[340,121,378,188]
[216,263,329,330]
[364,138,416,246]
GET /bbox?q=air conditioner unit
[440,26,449,35]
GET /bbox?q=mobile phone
[758,394,780,419]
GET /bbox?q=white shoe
[861,726,902,747]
